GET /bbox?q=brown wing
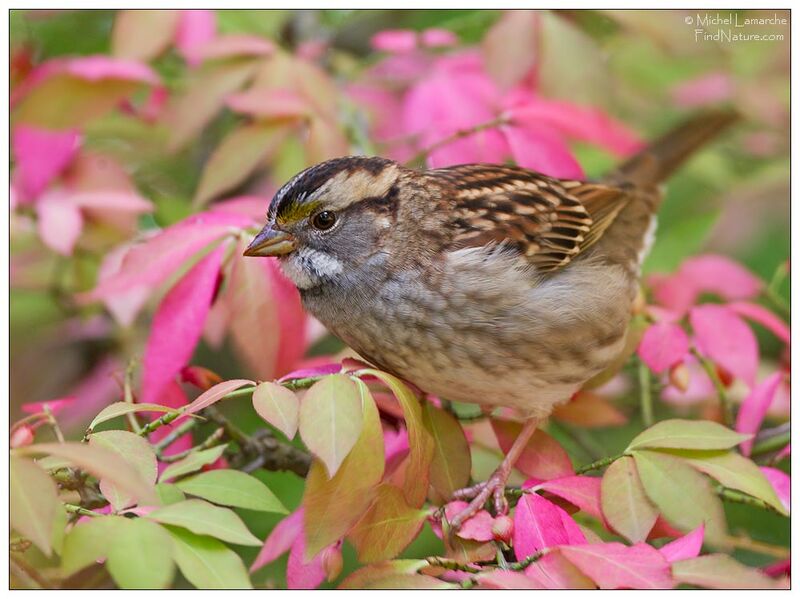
[434,165,631,272]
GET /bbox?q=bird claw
[447,469,511,537]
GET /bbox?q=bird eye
[311,210,336,231]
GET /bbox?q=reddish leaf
[226,88,310,120]
[279,363,342,382]
[492,419,574,480]
[672,554,781,589]
[534,475,603,521]
[638,322,690,374]
[439,501,495,542]
[420,28,457,48]
[252,382,299,439]
[174,10,217,66]
[552,391,627,428]
[302,380,384,558]
[286,530,327,590]
[482,10,538,90]
[513,493,585,560]
[525,551,596,589]
[251,509,304,573]
[371,29,418,53]
[35,191,83,255]
[502,122,585,179]
[340,561,454,589]
[559,542,673,589]
[758,467,790,513]
[140,244,227,404]
[659,524,705,563]
[690,304,759,387]
[735,372,783,455]
[81,211,250,301]
[12,125,80,199]
[183,379,254,416]
[477,570,546,589]
[672,72,734,107]
[728,301,789,344]
[191,34,274,63]
[348,484,427,563]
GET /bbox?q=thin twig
[43,406,65,444]
[123,359,142,435]
[160,427,226,463]
[64,503,100,518]
[692,348,733,427]
[153,418,198,452]
[406,115,510,166]
[638,360,654,427]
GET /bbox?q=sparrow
[244,110,737,528]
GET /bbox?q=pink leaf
[525,551,596,589]
[535,476,603,522]
[507,95,642,157]
[279,363,342,382]
[728,301,790,345]
[759,467,790,513]
[440,501,496,542]
[63,55,160,84]
[81,211,250,301]
[559,542,673,589]
[371,30,418,53]
[659,524,705,563]
[175,10,217,66]
[226,88,310,120]
[513,493,585,560]
[191,34,274,63]
[649,254,763,314]
[735,371,783,455]
[420,28,458,48]
[96,241,151,327]
[183,378,254,416]
[493,421,575,480]
[287,533,326,590]
[251,509,305,572]
[21,396,77,415]
[637,322,690,374]
[35,191,83,255]
[690,304,759,386]
[672,72,734,108]
[477,571,546,589]
[69,190,152,213]
[265,258,308,375]
[12,126,80,199]
[502,123,585,179]
[140,244,227,405]
[58,357,125,430]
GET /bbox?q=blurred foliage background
[10,9,789,588]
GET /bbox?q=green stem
[153,418,198,452]
[123,359,142,435]
[750,423,790,458]
[575,453,624,475]
[692,349,733,427]
[64,503,100,518]
[160,427,226,463]
[715,485,784,515]
[638,360,653,427]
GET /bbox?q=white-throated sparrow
[245,110,737,527]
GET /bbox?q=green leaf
[423,402,471,500]
[10,456,59,556]
[299,374,364,478]
[175,470,287,514]
[50,502,67,556]
[340,560,455,589]
[145,499,261,546]
[633,450,727,546]
[672,554,782,589]
[626,419,750,452]
[167,526,253,589]
[155,483,186,506]
[88,402,178,431]
[159,445,228,483]
[666,449,787,515]
[61,516,127,577]
[252,381,299,439]
[90,430,158,510]
[193,122,289,207]
[348,484,428,563]
[601,456,659,543]
[303,379,384,559]
[17,442,158,505]
[360,370,435,508]
[106,518,175,589]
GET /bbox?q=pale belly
[300,247,635,418]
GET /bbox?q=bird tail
[604,109,739,188]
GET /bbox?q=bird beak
[243,226,296,257]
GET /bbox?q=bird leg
[448,417,539,532]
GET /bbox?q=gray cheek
[279,247,346,290]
